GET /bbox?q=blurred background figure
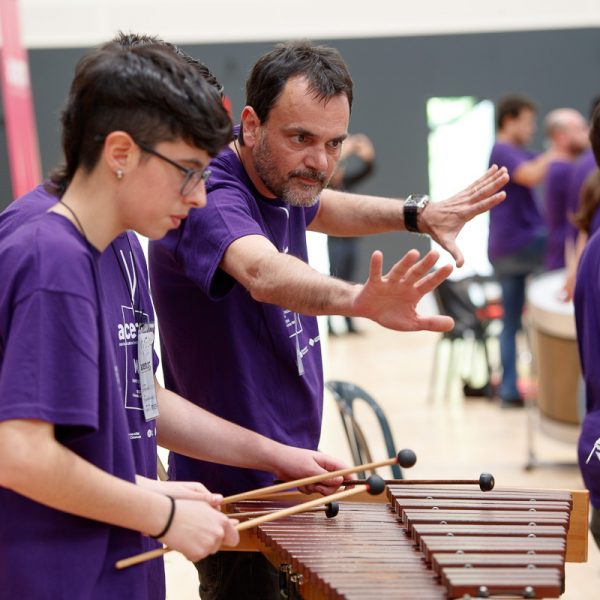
[487,95,563,407]
[563,97,600,300]
[573,104,600,552]
[327,133,375,335]
[542,108,589,271]
[564,168,600,299]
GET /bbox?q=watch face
[407,194,429,208]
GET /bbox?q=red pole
[0,0,42,199]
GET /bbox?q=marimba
[228,485,589,599]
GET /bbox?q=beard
[568,139,589,156]
[252,133,329,207]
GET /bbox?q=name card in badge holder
[138,322,159,421]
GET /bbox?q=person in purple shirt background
[150,40,508,599]
[573,104,600,551]
[488,95,565,407]
[0,34,349,600]
[0,38,242,599]
[564,167,600,301]
[541,108,589,271]
[563,97,600,300]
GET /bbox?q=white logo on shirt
[118,321,139,341]
[585,437,600,464]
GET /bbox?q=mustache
[289,169,327,184]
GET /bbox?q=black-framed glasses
[137,141,211,196]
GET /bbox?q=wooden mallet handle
[221,449,416,505]
[115,476,386,570]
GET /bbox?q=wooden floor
[165,317,600,599]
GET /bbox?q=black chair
[325,380,402,479]
[429,276,498,401]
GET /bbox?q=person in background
[573,104,600,551]
[563,169,600,300]
[542,108,589,271]
[488,94,564,407]
[150,39,508,599]
[327,132,376,334]
[563,97,600,300]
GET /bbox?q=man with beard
[542,108,589,270]
[149,40,508,599]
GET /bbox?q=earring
[116,169,124,180]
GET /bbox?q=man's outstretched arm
[310,164,509,267]
[221,235,454,333]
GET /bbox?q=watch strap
[404,199,419,232]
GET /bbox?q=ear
[102,131,140,175]
[240,106,261,148]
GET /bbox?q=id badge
[138,322,159,421]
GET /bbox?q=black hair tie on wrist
[151,496,176,539]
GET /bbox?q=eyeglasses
[137,141,211,196]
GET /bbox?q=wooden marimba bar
[229,485,588,599]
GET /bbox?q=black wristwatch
[403,194,430,233]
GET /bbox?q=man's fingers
[464,191,506,219]
[466,165,498,194]
[399,250,440,284]
[385,249,421,281]
[415,314,455,333]
[468,166,508,198]
[414,264,453,296]
[442,240,464,268]
[475,164,505,187]
[368,250,384,281]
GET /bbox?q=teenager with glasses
[135,141,212,196]
[0,38,240,600]
[0,33,347,600]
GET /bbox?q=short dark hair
[49,35,231,195]
[496,94,537,130]
[106,33,225,97]
[239,40,353,144]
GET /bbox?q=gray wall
[2,28,599,277]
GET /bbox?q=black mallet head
[365,474,386,495]
[397,449,417,469]
[325,502,339,518]
[479,472,495,492]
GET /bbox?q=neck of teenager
[53,169,123,252]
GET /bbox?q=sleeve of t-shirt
[304,200,320,227]
[0,289,100,431]
[175,184,268,299]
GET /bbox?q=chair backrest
[325,380,402,479]
[434,278,486,337]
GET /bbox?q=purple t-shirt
[574,228,600,508]
[566,148,597,241]
[543,160,574,270]
[590,206,600,237]
[488,142,545,262]
[0,185,164,599]
[0,213,148,598]
[149,144,324,496]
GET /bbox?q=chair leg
[428,338,444,404]
[445,339,462,401]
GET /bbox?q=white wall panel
[17,0,600,48]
